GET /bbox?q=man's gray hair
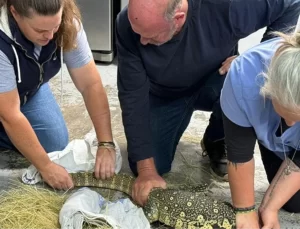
[260,32,300,110]
[164,0,182,21]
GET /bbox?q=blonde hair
[1,0,81,51]
[260,31,300,109]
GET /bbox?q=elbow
[81,81,106,98]
[282,200,300,213]
[0,110,23,126]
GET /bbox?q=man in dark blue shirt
[116,0,300,206]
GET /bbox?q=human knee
[282,200,300,213]
[0,129,15,150]
[39,126,69,153]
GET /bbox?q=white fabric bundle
[59,187,150,229]
[21,131,122,184]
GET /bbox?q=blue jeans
[129,70,225,175]
[0,83,69,153]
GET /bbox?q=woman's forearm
[82,81,113,142]
[260,158,300,211]
[228,158,256,208]
[2,113,51,171]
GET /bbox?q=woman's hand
[236,211,260,229]
[259,207,280,229]
[39,162,74,190]
[94,147,116,180]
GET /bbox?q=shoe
[201,136,228,182]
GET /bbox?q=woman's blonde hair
[260,31,300,110]
[1,0,81,51]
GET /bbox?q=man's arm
[229,0,300,40]
[116,10,154,167]
[261,0,300,41]
[115,9,166,206]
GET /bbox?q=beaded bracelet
[234,205,256,214]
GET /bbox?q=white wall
[121,0,128,9]
[238,28,266,53]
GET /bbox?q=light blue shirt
[221,37,300,159]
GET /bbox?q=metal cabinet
[77,0,120,62]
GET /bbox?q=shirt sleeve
[229,0,300,40]
[221,56,258,163]
[222,112,257,163]
[0,50,17,93]
[63,23,93,69]
[220,58,251,128]
[116,10,153,162]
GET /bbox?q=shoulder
[115,7,141,56]
[229,38,281,99]
[63,20,92,69]
[285,0,300,9]
[0,49,17,93]
[116,7,139,42]
[221,39,280,126]
[116,7,131,34]
[229,0,298,11]
[0,48,12,63]
[200,0,230,8]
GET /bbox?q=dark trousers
[259,144,300,213]
[129,71,225,175]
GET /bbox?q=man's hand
[39,162,74,190]
[259,207,280,229]
[132,170,167,206]
[219,55,238,75]
[236,211,260,229]
[94,147,116,180]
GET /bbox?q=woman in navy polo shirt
[0,0,116,190]
[221,28,300,228]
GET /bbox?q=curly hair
[0,0,81,51]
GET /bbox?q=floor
[1,28,300,228]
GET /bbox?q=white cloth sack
[21,130,122,184]
[59,187,150,229]
[100,198,150,229]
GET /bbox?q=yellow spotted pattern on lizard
[70,172,236,229]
